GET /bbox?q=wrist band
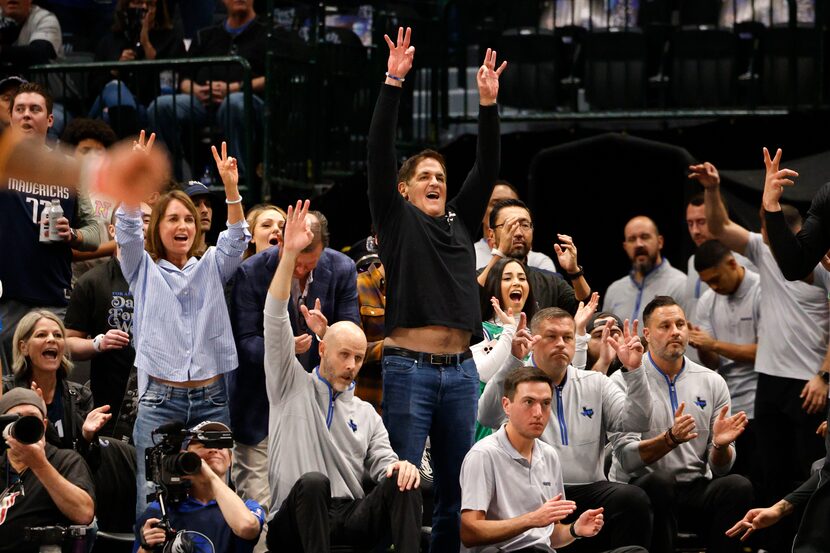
[663,431,677,449]
[569,523,582,539]
[666,427,681,446]
[566,265,584,280]
[225,196,243,205]
[490,247,505,259]
[92,334,104,353]
[385,72,405,82]
[712,441,724,450]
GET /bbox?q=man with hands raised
[478,306,653,552]
[368,26,505,550]
[263,200,422,553]
[460,367,646,553]
[608,296,752,553]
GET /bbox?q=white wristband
[490,247,505,258]
[92,334,104,353]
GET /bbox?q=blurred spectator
[229,209,358,516]
[90,0,184,137]
[148,0,266,179]
[720,0,815,27]
[65,205,152,441]
[182,180,213,256]
[0,83,101,375]
[0,0,62,73]
[0,388,95,553]
[61,117,119,283]
[0,74,24,133]
[166,0,216,41]
[243,203,285,259]
[540,0,639,29]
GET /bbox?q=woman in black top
[89,0,184,135]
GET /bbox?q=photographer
[0,388,95,553]
[134,421,264,553]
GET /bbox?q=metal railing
[29,56,258,200]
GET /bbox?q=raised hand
[82,405,112,442]
[99,135,169,207]
[300,298,329,338]
[573,507,604,539]
[490,297,515,327]
[762,147,799,212]
[574,292,599,335]
[553,234,579,274]
[510,312,539,360]
[211,141,238,191]
[477,47,507,106]
[383,27,414,85]
[526,494,576,528]
[712,405,748,447]
[294,334,312,354]
[282,200,313,256]
[604,318,643,370]
[670,402,698,443]
[495,218,519,256]
[132,129,155,154]
[687,162,720,189]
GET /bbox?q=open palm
[384,27,414,79]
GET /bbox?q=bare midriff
[385,325,471,354]
[150,375,222,388]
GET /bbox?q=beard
[508,242,530,260]
[632,250,658,275]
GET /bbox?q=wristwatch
[69,228,79,243]
[820,371,829,384]
[569,523,582,540]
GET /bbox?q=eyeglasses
[494,220,533,231]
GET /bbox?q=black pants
[562,481,652,552]
[512,547,647,553]
[755,373,826,551]
[266,472,422,553]
[792,407,830,553]
[631,471,753,553]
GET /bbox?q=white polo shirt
[745,232,830,382]
[461,426,565,553]
[694,268,761,417]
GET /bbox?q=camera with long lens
[0,414,45,449]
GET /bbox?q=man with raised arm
[367,26,506,550]
[460,366,647,553]
[694,159,830,550]
[263,200,422,553]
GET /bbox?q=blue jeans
[89,80,148,124]
[147,91,263,178]
[133,378,230,516]
[381,353,479,553]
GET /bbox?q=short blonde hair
[12,310,73,380]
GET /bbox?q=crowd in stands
[0,2,828,552]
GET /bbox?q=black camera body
[123,6,147,50]
[0,414,44,449]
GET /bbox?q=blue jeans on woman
[381,353,479,553]
[133,378,230,516]
[89,80,148,125]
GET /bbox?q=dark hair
[504,366,553,400]
[489,198,531,231]
[529,307,573,334]
[480,258,537,322]
[112,0,173,33]
[642,295,682,326]
[492,180,520,198]
[397,149,447,186]
[11,82,53,115]
[686,193,704,208]
[61,117,118,148]
[694,240,732,272]
[306,210,330,251]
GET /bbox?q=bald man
[262,201,422,553]
[603,216,687,328]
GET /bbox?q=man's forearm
[704,184,729,236]
[33,463,94,524]
[550,522,577,549]
[461,513,533,547]
[66,336,96,361]
[710,342,756,364]
[638,433,675,465]
[571,276,591,302]
[211,477,261,540]
[709,442,733,468]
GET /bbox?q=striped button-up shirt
[116,205,250,394]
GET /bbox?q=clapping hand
[553,234,579,274]
[574,292,599,335]
[477,47,507,106]
[712,405,748,447]
[82,405,112,442]
[573,507,605,538]
[762,147,799,212]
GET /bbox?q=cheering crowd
[0,23,829,553]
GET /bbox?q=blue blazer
[228,245,359,445]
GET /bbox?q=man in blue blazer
[228,210,359,519]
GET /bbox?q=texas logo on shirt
[0,490,21,525]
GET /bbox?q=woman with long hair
[243,203,286,259]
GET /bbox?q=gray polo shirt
[603,258,687,331]
[460,426,565,553]
[694,268,761,417]
[685,251,757,328]
[744,232,830,382]
[479,360,652,484]
[608,354,734,484]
